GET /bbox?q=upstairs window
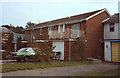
[109,23,114,32]
[48,27,53,35]
[71,23,80,38]
[58,24,65,33]
[40,28,42,35]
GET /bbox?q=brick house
[103,13,119,62]
[25,8,110,61]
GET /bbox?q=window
[71,24,80,38]
[109,23,114,32]
[40,28,42,35]
[28,48,34,53]
[58,24,65,33]
[48,27,53,35]
[31,29,35,41]
[18,48,27,52]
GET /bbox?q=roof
[27,8,109,30]
[0,27,10,33]
[103,13,119,24]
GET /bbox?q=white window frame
[40,28,42,35]
[63,24,65,32]
[58,24,65,33]
[72,24,80,38]
[48,27,53,35]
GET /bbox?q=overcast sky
[0,0,119,28]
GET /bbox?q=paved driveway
[2,62,118,76]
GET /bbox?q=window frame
[58,24,65,33]
[71,23,80,38]
[40,28,43,35]
[48,27,53,35]
[109,23,114,32]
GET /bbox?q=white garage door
[52,41,64,60]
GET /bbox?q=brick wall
[86,11,110,60]
[35,27,49,40]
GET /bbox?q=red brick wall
[36,27,49,40]
[64,41,69,61]
[64,40,86,61]
[26,27,49,40]
[70,41,82,60]
[86,11,110,60]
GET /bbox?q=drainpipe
[15,42,17,52]
[69,40,71,61]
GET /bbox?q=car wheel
[24,57,30,62]
[17,59,21,62]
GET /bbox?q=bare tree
[74,34,86,60]
[26,22,36,28]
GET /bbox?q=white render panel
[104,23,120,39]
[52,41,64,60]
[104,42,111,61]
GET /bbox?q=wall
[70,41,82,60]
[64,41,83,61]
[86,11,110,60]
[64,41,69,61]
[34,27,49,40]
[104,23,119,39]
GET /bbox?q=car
[10,47,35,62]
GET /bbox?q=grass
[2,60,94,73]
[80,69,119,76]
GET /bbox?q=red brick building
[25,8,111,61]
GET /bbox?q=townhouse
[25,8,110,61]
[103,13,120,62]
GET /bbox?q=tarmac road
[2,62,118,76]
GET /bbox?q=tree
[31,41,55,62]
[26,22,36,28]
[1,25,10,29]
[16,36,23,51]
[73,34,86,60]
[6,34,13,52]
[2,25,24,33]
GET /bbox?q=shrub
[2,50,11,60]
[74,34,86,60]
[31,41,55,62]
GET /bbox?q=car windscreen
[17,48,27,52]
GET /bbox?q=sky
[0,0,119,28]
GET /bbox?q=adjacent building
[12,32,27,51]
[103,13,119,62]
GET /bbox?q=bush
[2,50,13,60]
[31,41,55,62]
[2,51,9,60]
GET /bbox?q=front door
[104,42,111,61]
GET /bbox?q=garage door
[52,41,64,60]
[112,42,120,62]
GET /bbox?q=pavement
[0,60,16,64]
[2,62,118,76]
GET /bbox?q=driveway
[2,62,118,76]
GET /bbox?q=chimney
[10,24,12,27]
